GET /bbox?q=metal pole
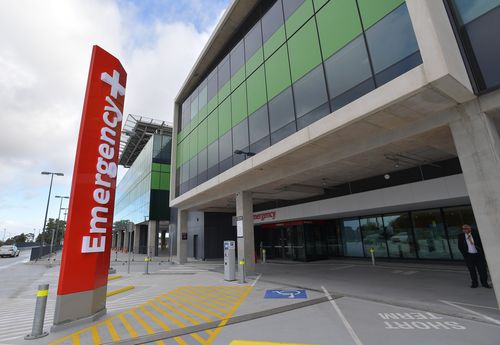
[49,197,64,261]
[127,226,132,275]
[40,174,54,260]
[262,249,266,263]
[25,284,49,340]
[239,260,246,284]
[145,256,150,275]
[370,248,375,266]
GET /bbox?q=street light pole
[50,196,69,261]
[39,171,64,260]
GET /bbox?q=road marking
[321,286,364,345]
[441,300,500,325]
[442,300,498,311]
[230,341,318,345]
[402,271,418,275]
[0,260,26,271]
[252,274,262,287]
[108,275,123,281]
[106,285,135,297]
[329,265,354,271]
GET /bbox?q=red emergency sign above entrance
[56,45,126,298]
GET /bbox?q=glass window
[262,0,284,42]
[365,4,420,75]
[293,64,329,119]
[268,87,296,133]
[283,0,304,19]
[198,148,207,174]
[180,162,189,184]
[443,206,477,260]
[360,216,388,257]
[231,40,245,77]
[189,156,197,180]
[190,89,199,119]
[219,130,233,161]
[247,65,268,115]
[245,21,263,60]
[232,118,249,153]
[265,44,292,100]
[218,56,230,91]
[412,209,451,259]
[181,99,191,129]
[287,18,322,83]
[198,83,207,109]
[207,140,218,168]
[451,0,500,24]
[207,69,218,102]
[341,218,363,257]
[324,35,374,103]
[383,213,416,258]
[249,105,270,144]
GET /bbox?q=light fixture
[384,174,391,180]
[234,149,256,157]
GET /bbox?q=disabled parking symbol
[264,289,307,299]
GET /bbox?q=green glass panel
[313,0,329,10]
[265,45,292,100]
[316,0,362,59]
[151,171,160,189]
[207,109,218,144]
[176,142,182,167]
[246,48,264,76]
[219,82,231,102]
[357,0,405,29]
[160,172,170,190]
[198,104,208,122]
[207,96,218,113]
[231,83,248,126]
[263,26,286,60]
[218,98,232,136]
[288,19,322,83]
[191,112,199,128]
[152,163,161,172]
[189,129,198,159]
[198,118,208,152]
[231,68,246,91]
[183,137,189,164]
[286,0,314,38]
[246,65,267,114]
[160,164,170,173]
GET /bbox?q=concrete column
[147,220,157,257]
[123,229,129,253]
[176,209,188,264]
[236,191,255,273]
[117,231,123,251]
[450,102,500,307]
[133,225,141,254]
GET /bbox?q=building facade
[113,115,173,257]
[170,0,500,304]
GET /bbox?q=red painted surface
[57,45,127,295]
[260,220,327,228]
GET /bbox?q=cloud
[0,0,228,236]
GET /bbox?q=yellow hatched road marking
[105,320,120,342]
[156,298,201,326]
[130,309,166,345]
[180,287,236,307]
[173,289,232,314]
[187,286,241,301]
[167,291,226,320]
[205,286,253,345]
[108,275,123,281]
[72,334,80,345]
[146,302,191,345]
[91,327,101,345]
[119,314,138,338]
[202,287,244,300]
[230,341,319,345]
[107,285,135,297]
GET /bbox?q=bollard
[239,260,246,284]
[115,250,118,262]
[369,247,375,266]
[145,256,150,275]
[25,284,49,340]
[262,249,266,264]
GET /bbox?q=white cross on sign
[101,70,126,99]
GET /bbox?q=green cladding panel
[218,98,232,135]
[313,0,329,10]
[265,44,292,100]
[288,18,323,83]
[231,82,248,126]
[207,110,219,144]
[197,118,208,152]
[231,68,246,91]
[246,65,268,115]
[357,0,405,29]
[246,48,264,76]
[286,0,315,38]
[263,26,286,60]
[316,0,363,59]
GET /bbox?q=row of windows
[175,1,422,195]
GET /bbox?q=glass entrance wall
[360,216,388,258]
[412,209,450,259]
[341,218,364,257]
[384,213,416,258]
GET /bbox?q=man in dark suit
[458,224,490,288]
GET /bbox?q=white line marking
[0,260,26,271]
[329,265,355,271]
[402,271,418,275]
[441,300,500,325]
[321,286,363,345]
[251,274,262,287]
[392,270,403,274]
[443,300,498,311]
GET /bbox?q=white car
[390,232,409,243]
[0,245,20,257]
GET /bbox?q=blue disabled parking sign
[264,289,307,299]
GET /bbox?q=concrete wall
[187,211,204,259]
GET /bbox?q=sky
[0,0,229,240]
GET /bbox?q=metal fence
[29,245,62,261]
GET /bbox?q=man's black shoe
[482,284,492,288]
[471,283,478,288]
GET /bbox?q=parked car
[0,245,20,257]
[390,232,409,243]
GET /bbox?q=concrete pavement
[1,254,499,345]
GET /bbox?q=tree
[113,220,129,231]
[35,218,66,245]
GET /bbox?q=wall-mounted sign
[54,45,127,326]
